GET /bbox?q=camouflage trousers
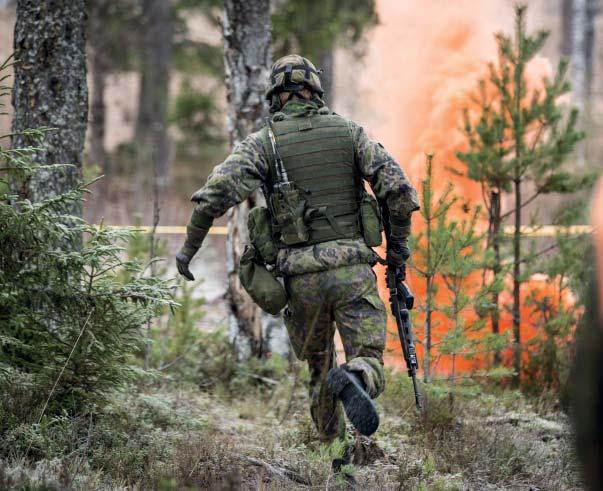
[283,263,387,442]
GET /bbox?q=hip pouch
[359,192,383,247]
[238,245,288,315]
[270,182,309,246]
[248,206,278,264]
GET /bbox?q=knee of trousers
[346,356,386,398]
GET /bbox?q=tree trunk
[489,190,502,366]
[318,49,334,108]
[512,19,524,388]
[512,178,522,386]
[424,204,432,384]
[223,0,284,360]
[135,0,172,182]
[562,0,574,56]
[570,0,591,166]
[584,0,597,100]
[88,0,109,175]
[11,0,88,212]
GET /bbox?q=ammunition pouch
[359,192,383,247]
[270,182,309,246]
[248,207,278,264]
[238,246,288,315]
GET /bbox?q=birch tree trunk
[223,0,285,360]
[11,0,88,213]
[135,0,172,182]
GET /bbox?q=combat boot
[327,365,379,436]
[331,443,356,488]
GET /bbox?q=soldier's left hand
[176,251,195,281]
[386,242,410,267]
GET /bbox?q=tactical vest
[262,112,363,246]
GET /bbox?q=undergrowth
[0,358,583,490]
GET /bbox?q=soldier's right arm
[191,131,269,218]
[176,131,269,278]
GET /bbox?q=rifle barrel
[387,267,422,410]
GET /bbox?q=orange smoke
[355,1,559,378]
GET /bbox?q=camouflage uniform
[183,99,418,442]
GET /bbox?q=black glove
[176,209,214,282]
[176,250,195,281]
[387,214,412,267]
[386,241,410,268]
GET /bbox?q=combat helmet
[266,55,323,110]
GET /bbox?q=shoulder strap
[259,125,277,197]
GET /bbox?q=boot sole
[327,368,379,436]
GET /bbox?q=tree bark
[11,0,88,212]
[570,0,593,166]
[223,0,276,360]
[134,0,172,182]
[562,0,574,56]
[512,176,522,387]
[489,190,502,366]
[318,49,334,108]
[424,197,432,383]
[511,16,524,388]
[88,0,109,175]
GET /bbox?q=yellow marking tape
[96,224,593,237]
[501,225,593,237]
[99,225,229,235]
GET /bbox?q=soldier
[176,54,419,468]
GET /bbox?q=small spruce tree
[0,57,175,422]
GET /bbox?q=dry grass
[0,367,584,490]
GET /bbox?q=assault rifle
[386,264,422,410]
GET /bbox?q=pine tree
[413,154,507,387]
[412,154,456,383]
[437,203,509,403]
[457,4,588,386]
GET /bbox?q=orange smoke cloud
[354,1,556,377]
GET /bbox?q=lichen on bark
[223,0,287,360]
[11,0,88,214]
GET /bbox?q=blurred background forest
[1,0,603,489]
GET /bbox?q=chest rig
[262,111,363,247]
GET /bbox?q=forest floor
[0,355,583,491]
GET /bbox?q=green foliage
[272,0,378,61]
[88,0,142,72]
[169,0,226,161]
[0,58,175,422]
[457,6,591,209]
[456,4,594,386]
[522,204,592,394]
[170,81,224,160]
[412,155,508,390]
[0,389,209,487]
[0,193,175,417]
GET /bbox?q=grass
[0,362,584,490]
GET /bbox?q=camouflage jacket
[189,99,419,276]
